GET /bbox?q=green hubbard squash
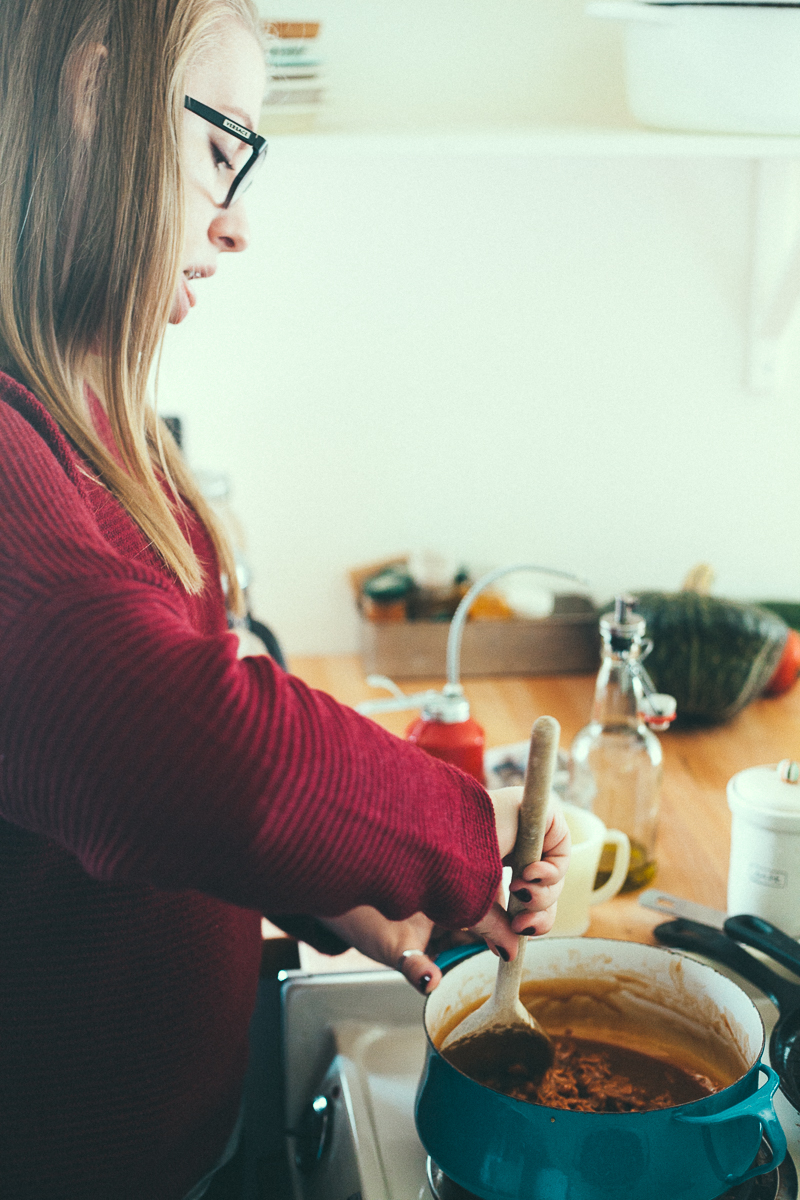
[759,600,800,631]
[627,568,789,726]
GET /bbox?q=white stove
[280,959,800,1200]
[282,970,426,1200]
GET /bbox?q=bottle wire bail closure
[778,759,800,784]
[606,594,677,733]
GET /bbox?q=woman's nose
[208,201,250,253]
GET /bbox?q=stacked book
[260,20,324,134]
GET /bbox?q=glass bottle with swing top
[567,595,676,892]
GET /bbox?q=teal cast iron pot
[415,938,785,1200]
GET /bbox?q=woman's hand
[319,792,571,988]
[479,787,571,961]
[319,908,442,994]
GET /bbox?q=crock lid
[727,761,800,817]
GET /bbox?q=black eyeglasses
[184,95,267,209]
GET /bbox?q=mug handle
[590,831,631,906]
[674,1065,786,1185]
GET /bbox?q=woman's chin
[169,276,195,324]
[168,302,188,325]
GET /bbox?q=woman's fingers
[508,847,568,914]
[510,900,560,937]
[470,889,562,958]
[486,786,524,860]
[513,859,563,887]
[509,804,571,880]
[469,801,572,960]
[469,901,522,961]
[487,789,572,885]
[507,804,570,906]
[396,947,441,996]
[468,884,520,961]
[319,907,441,994]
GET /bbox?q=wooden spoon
[440,715,560,1086]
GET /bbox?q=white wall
[157,4,800,655]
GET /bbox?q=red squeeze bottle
[405,685,486,784]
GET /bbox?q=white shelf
[264,124,800,159]
[262,121,800,396]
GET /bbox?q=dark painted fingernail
[512,888,532,903]
[486,941,500,957]
[497,946,510,962]
[521,926,537,937]
[418,974,432,994]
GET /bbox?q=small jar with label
[727,760,800,935]
[362,567,412,622]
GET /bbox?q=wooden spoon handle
[494,716,561,1008]
[507,715,561,898]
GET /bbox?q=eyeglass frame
[184,95,267,209]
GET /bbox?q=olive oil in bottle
[568,596,675,892]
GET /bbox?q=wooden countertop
[280,655,800,963]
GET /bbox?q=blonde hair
[0,0,262,608]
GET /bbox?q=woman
[0,2,569,1198]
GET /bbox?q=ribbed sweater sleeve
[0,381,502,929]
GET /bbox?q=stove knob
[290,1092,334,1175]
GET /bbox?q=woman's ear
[63,42,108,140]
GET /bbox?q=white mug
[546,802,631,937]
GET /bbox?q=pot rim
[423,936,767,1117]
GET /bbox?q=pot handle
[434,942,486,976]
[724,913,800,980]
[586,1,673,22]
[674,1065,787,1185]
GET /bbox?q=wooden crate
[358,612,600,679]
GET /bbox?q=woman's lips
[170,266,215,324]
[182,273,197,309]
[169,275,194,325]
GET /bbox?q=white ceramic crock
[727,761,800,934]
[588,2,800,135]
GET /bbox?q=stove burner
[426,1160,479,1200]
[426,1143,798,1200]
[724,1144,798,1200]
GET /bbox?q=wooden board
[359,614,600,678]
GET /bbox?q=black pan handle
[654,918,800,1014]
[724,914,800,980]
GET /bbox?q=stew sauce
[468,1033,720,1112]
[438,976,738,1113]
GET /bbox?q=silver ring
[397,948,423,970]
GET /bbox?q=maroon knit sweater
[0,371,502,1200]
